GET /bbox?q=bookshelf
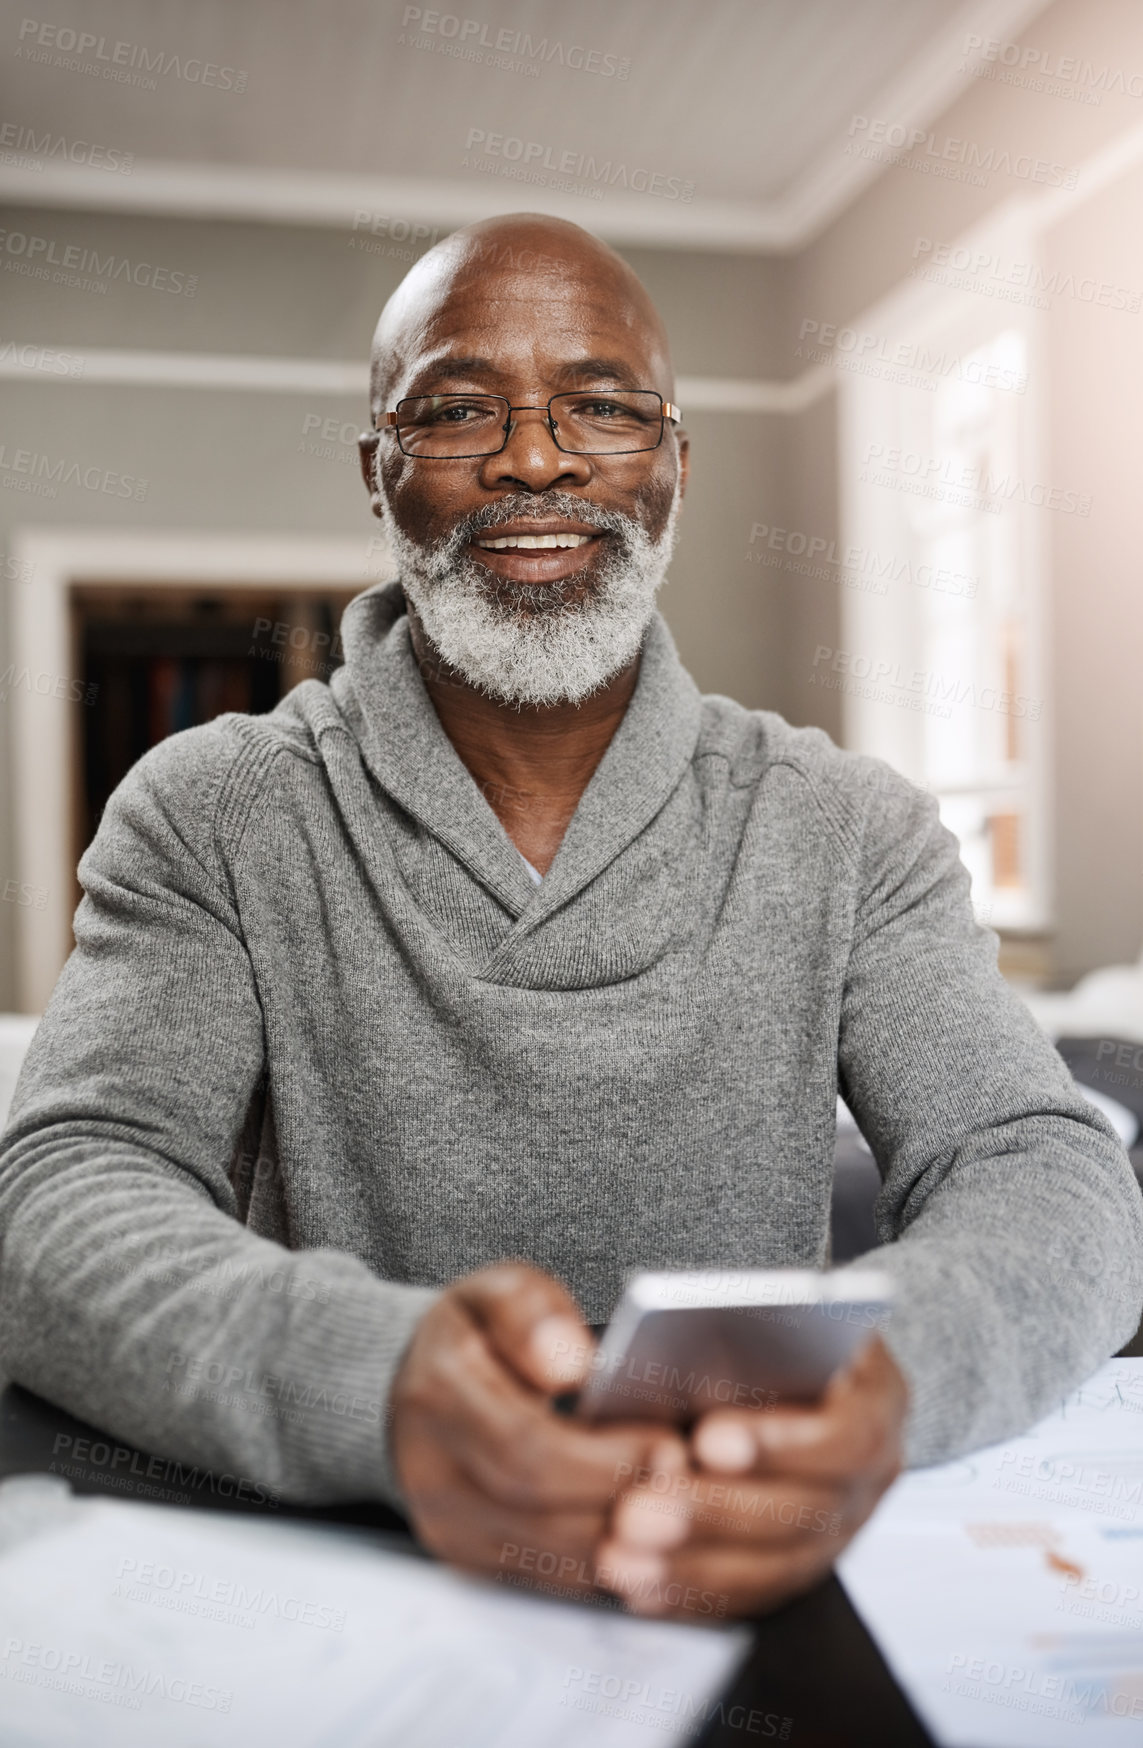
[70,584,356,892]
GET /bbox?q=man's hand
[389,1264,687,1603]
[595,1336,908,1618]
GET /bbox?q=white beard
[380,482,681,708]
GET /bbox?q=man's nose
[479,407,593,491]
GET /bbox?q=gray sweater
[1,582,1141,1507]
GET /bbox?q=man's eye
[429,401,493,424]
[565,397,655,425]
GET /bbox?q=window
[840,285,1050,932]
[909,330,1045,928]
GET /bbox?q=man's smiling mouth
[465,517,608,578]
[476,532,594,550]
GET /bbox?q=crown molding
[0,345,837,411]
[0,161,793,250]
[0,347,367,394]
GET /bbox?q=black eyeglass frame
[373,390,683,459]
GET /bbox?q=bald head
[368,213,675,417]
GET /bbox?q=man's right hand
[388,1263,687,1604]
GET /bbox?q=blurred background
[1,0,1141,1069]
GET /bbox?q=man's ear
[675,429,690,501]
[358,430,381,502]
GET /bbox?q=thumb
[453,1262,595,1393]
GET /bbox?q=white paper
[840,1358,1143,1747]
[0,1489,749,1747]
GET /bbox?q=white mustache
[441,493,640,563]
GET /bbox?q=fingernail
[650,1438,687,1475]
[616,1496,689,1550]
[531,1315,590,1385]
[596,1544,666,1596]
[694,1419,755,1471]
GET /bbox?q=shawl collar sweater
[1,582,1140,1505]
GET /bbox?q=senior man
[1,214,1140,1621]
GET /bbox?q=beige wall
[770,389,844,739]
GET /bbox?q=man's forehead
[371,227,672,402]
[410,266,651,341]
[395,285,661,390]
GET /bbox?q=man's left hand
[594,1335,908,1619]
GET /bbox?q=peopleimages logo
[399,7,630,77]
[114,1557,347,1633]
[861,443,1092,517]
[1,1639,233,1713]
[0,666,98,705]
[15,19,248,92]
[561,1668,793,1738]
[0,229,197,296]
[912,239,1141,313]
[0,341,85,375]
[463,128,694,201]
[811,645,1043,720]
[0,443,147,501]
[962,33,1143,99]
[796,316,1028,392]
[846,115,1078,190]
[748,522,978,597]
[0,120,133,172]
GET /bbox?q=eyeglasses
[374,391,682,459]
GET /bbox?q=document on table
[0,1481,750,1747]
[840,1358,1143,1748]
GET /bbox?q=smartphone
[574,1267,893,1426]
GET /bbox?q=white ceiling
[1,0,1051,248]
